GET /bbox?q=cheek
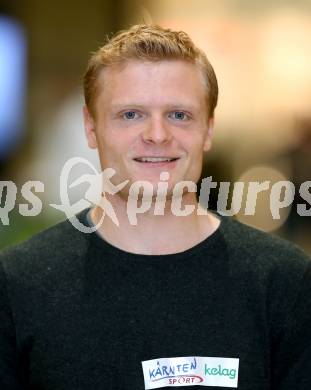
[178,125,207,147]
[97,136,130,164]
[183,136,206,155]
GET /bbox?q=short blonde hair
[83,24,218,118]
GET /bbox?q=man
[0,24,310,390]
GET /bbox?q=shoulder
[218,216,311,297]
[219,215,310,270]
[0,211,90,284]
[218,216,311,327]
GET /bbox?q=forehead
[95,59,206,109]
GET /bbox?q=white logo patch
[142,356,239,389]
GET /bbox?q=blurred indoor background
[0,0,310,253]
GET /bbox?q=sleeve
[271,260,311,389]
[0,262,24,389]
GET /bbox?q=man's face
[84,59,213,198]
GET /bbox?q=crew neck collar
[77,207,229,261]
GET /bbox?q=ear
[83,105,98,149]
[203,116,214,152]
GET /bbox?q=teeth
[138,157,175,162]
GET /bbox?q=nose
[142,116,172,145]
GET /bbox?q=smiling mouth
[134,157,180,163]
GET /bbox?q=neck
[91,192,220,255]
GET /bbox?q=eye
[123,111,140,120]
[169,111,189,121]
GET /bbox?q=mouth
[133,157,180,163]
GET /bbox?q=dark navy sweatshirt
[0,209,311,389]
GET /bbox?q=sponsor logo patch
[142,356,239,389]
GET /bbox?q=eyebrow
[109,103,199,111]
